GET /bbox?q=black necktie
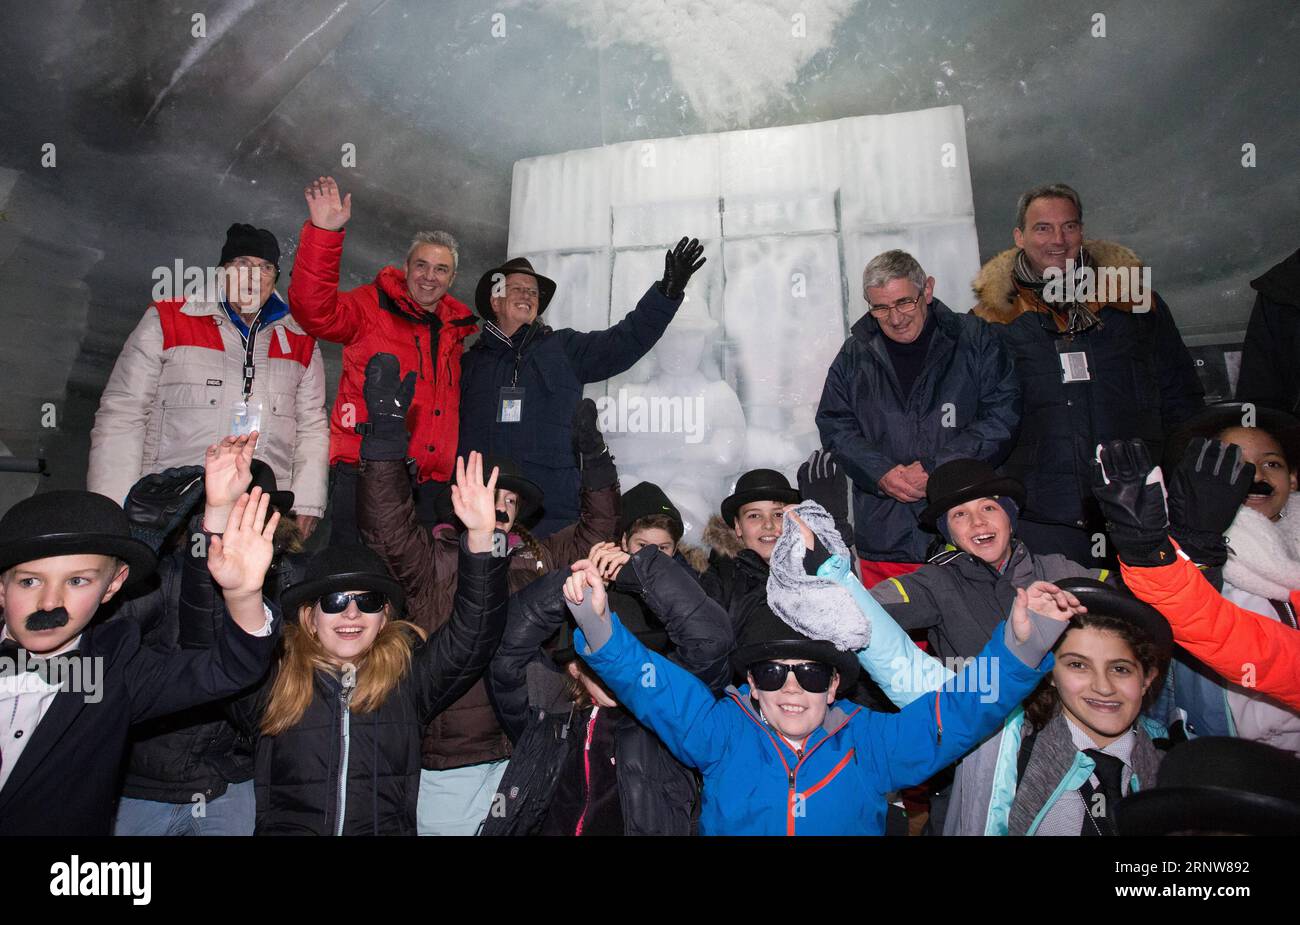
[1081,748,1126,836]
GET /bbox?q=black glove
[797,449,853,551]
[1167,438,1254,566]
[358,352,415,461]
[1090,439,1174,566]
[572,398,617,491]
[125,465,206,553]
[657,237,706,300]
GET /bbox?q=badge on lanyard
[1059,351,1091,383]
[230,398,263,436]
[497,387,525,423]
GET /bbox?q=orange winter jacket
[1120,547,1300,711]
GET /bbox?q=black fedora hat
[279,544,405,621]
[0,490,157,587]
[720,469,801,526]
[433,454,545,528]
[1162,400,1300,471]
[1053,577,1174,661]
[474,257,557,321]
[1116,737,1300,835]
[249,458,295,516]
[730,601,859,689]
[919,459,1026,527]
[619,481,683,539]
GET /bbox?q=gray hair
[406,230,460,272]
[862,249,926,293]
[1015,183,1083,231]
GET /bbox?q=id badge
[497,387,525,423]
[230,398,263,436]
[1059,351,1091,383]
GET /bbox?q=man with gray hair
[288,175,479,544]
[817,249,1021,587]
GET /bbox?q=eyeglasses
[228,257,278,275]
[750,660,836,694]
[866,294,923,319]
[318,591,388,614]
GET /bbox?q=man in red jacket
[288,176,478,545]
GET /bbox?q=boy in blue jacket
[561,502,1082,835]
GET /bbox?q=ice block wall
[508,105,979,544]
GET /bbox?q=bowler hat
[0,490,157,587]
[474,257,557,321]
[720,469,801,526]
[1053,577,1174,661]
[279,545,405,621]
[433,454,545,528]
[1116,737,1300,835]
[1162,400,1300,471]
[249,458,295,515]
[919,459,1026,527]
[730,600,860,689]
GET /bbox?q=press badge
[230,399,263,436]
[497,387,524,423]
[1059,351,1091,383]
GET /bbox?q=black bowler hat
[1162,400,1300,471]
[219,223,280,270]
[474,257,557,321]
[433,455,544,526]
[249,459,295,516]
[919,459,1026,527]
[1116,737,1300,835]
[720,469,801,526]
[1053,577,1174,661]
[730,601,859,689]
[619,481,683,540]
[0,490,157,587]
[279,545,405,621]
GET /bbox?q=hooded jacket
[1121,543,1300,715]
[482,548,733,836]
[457,284,681,535]
[972,241,1204,528]
[216,535,509,835]
[88,293,329,515]
[870,539,1106,662]
[1238,248,1300,412]
[1163,495,1300,751]
[356,455,620,770]
[699,513,771,636]
[816,299,1022,560]
[574,547,1061,835]
[287,221,478,484]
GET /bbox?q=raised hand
[788,510,816,551]
[451,452,500,552]
[304,176,352,231]
[1091,439,1172,564]
[586,541,631,581]
[1168,438,1254,542]
[658,237,706,299]
[204,433,258,533]
[564,560,609,618]
[1010,583,1085,644]
[208,487,279,597]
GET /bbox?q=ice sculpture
[507,106,980,546]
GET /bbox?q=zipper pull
[341,661,357,706]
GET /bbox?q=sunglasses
[318,591,388,614]
[750,660,836,694]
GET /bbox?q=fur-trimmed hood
[676,543,711,575]
[971,239,1143,324]
[703,514,746,559]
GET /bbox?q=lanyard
[484,319,538,387]
[232,307,264,401]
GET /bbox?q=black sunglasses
[318,591,388,614]
[750,660,836,694]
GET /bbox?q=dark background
[0,0,1295,508]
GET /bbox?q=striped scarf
[1013,246,1101,335]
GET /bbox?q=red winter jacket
[1120,545,1300,712]
[287,221,478,483]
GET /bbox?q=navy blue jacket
[816,299,1021,561]
[979,294,1203,528]
[458,284,681,536]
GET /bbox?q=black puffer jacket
[112,530,306,803]
[871,539,1103,662]
[204,534,509,835]
[1237,247,1300,412]
[482,547,733,836]
[698,514,770,637]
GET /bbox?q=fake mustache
[1248,480,1275,497]
[25,607,71,632]
[495,509,511,524]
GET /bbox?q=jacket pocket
[155,381,223,466]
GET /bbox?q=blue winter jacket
[575,614,1051,835]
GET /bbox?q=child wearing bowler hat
[0,478,282,835]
